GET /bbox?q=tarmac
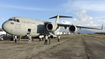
[0,34,105,59]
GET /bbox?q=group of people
[14,35,33,43]
[44,35,60,45]
[14,33,60,45]
[14,31,33,43]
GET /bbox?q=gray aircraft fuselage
[2,14,100,37]
[2,17,60,37]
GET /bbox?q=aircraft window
[8,19,20,22]
[11,22,14,24]
[17,19,20,22]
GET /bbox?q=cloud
[84,24,100,26]
[4,6,9,9]
[74,18,77,21]
[0,4,48,11]
[90,21,93,24]
[61,0,105,27]
[98,19,105,22]
[11,5,47,11]
[2,18,4,20]
[63,0,105,11]
[74,10,92,21]
[61,21,71,24]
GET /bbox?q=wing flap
[57,23,101,30]
[76,25,101,30]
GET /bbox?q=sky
[0,0,105,32]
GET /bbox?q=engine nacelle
[46,23,58,31]
[69,25,77,33]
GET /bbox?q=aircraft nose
[2,21,8,32]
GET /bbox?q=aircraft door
[27,29,31,35]
[28,29,31,32]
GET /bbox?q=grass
[87,34,105,38]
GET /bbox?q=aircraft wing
[44,14,101,33]
[44,21,101,30]
[58,23,101,30]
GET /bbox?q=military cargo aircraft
[2,14,101,37]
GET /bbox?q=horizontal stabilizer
[49,15,73,19]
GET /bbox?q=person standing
[40,35,42,41]
[28,35,32,43]
[42,35,44,41]
[44,35,48,45]
[48,36,51,45]
[32,36,34,41]
[19,35,21,42]
[39,35,41,41]
[27,31,30,35]
[14,35,17,43]
[58,35,60,42]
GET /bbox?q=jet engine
[69,25,77,33]
[46,23,58,31]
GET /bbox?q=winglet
[49,14,73,23]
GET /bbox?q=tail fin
[49,14,72,23]
[101,24,104,30]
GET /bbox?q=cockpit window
[8,19,20,22]
[17,19,20,22]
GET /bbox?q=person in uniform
[58,35,60,42]
[14,35,17,43]
[28,35,32,43]
[48,36,51,45]
[44,35,48,45]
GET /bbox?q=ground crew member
[42,35,44,41]
[44,35,48,45]
[28,35,32,43]
[48,36,51,45]
[32,37,34,41]
[27,31,30,35]
[58,35,60,42]
[39,35,41,41]
[14,35,17,43]
[40,35,43,41]
[19,35,21,42]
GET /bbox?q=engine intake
[46,23,58,31]
[69,25,77,33]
